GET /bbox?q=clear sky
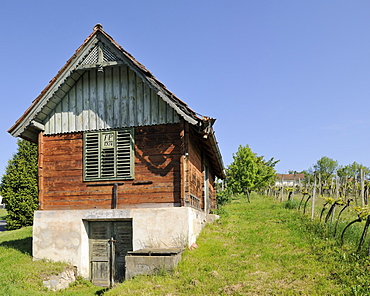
[1,1,370,176]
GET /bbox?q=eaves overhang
[8,24,201,141]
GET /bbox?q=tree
[312,156,339,183]
[337,162,370,199]
[226,145,278,201]
[288,170,305,174]
[254,156,279,190]
[337,162,370,181]
[0,139,38,230]
[306,157,338,194]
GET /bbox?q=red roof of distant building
[276,173,305,180]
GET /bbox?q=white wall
[33,207,208,278]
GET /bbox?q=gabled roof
[9,24,201,140]
[8,24,225,178]
[276,173,305,180]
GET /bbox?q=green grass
[0,209,6,220]
[1,194,370,295]
[0,226,104,296]
[106,194,370,295]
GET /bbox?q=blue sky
[1,1,370,176]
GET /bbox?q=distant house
[8,24,225,286]
[275,173,304,187]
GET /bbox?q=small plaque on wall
[102,132,115,149]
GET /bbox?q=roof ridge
[9,24,202,135]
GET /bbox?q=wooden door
[113,222,133,282]
[89,221,133,287]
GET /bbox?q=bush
[284,199,300,210]
[0,140,38,230]
[216,189,232,206]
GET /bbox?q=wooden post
[292,172,296,200]
[336,174,339,200]
[38,131,44,210]
[86,183,123,209]
[312,172,317,220]
[180,120,190,207]
[361,168,365,207]
[354,173,358,201]
[280,175,284,202]
[330,178,334,198]
[112,183,118,209]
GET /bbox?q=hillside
[107,194,363,295]
[1,194,370,295]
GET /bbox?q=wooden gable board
[9,25,200,142]
[8,24,226,179]
[43,65,180,135]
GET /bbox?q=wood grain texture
[41,124,183,210]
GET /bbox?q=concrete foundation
[125,248,183,279]
[33,207,210,279]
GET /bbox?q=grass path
[107,195,355,296]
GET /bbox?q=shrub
[216,189,231,206]
[0,140,38,230]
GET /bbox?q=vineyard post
[361,168,365,207]
[280,174,284,202]
[292,172,296,200]
[335,174,339,200]
[330,178,334,198]
[354,173,358,201]
[312,172,317,220]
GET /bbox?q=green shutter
[116,130,134,179]
[84,133,100,180]
[101,132,116,178]
[84,129,134,181]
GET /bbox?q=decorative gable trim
[43,66,180,135]
[9,25,199,142]
[8,24,225,178]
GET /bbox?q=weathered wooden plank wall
[188,140,203,209]
[44,65,179,134]
[41,124,182,210]
[208,168,217,210]
[186,133,217,211]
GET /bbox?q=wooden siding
[40,124,182,210]
[186,131,217,211]
[187,140,203,208]
[44,65,179,134]
[208,168,217,210]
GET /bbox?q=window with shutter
[84,129,134,181]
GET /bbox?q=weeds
[283,199,300,209]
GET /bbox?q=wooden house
[8,24,224,286]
